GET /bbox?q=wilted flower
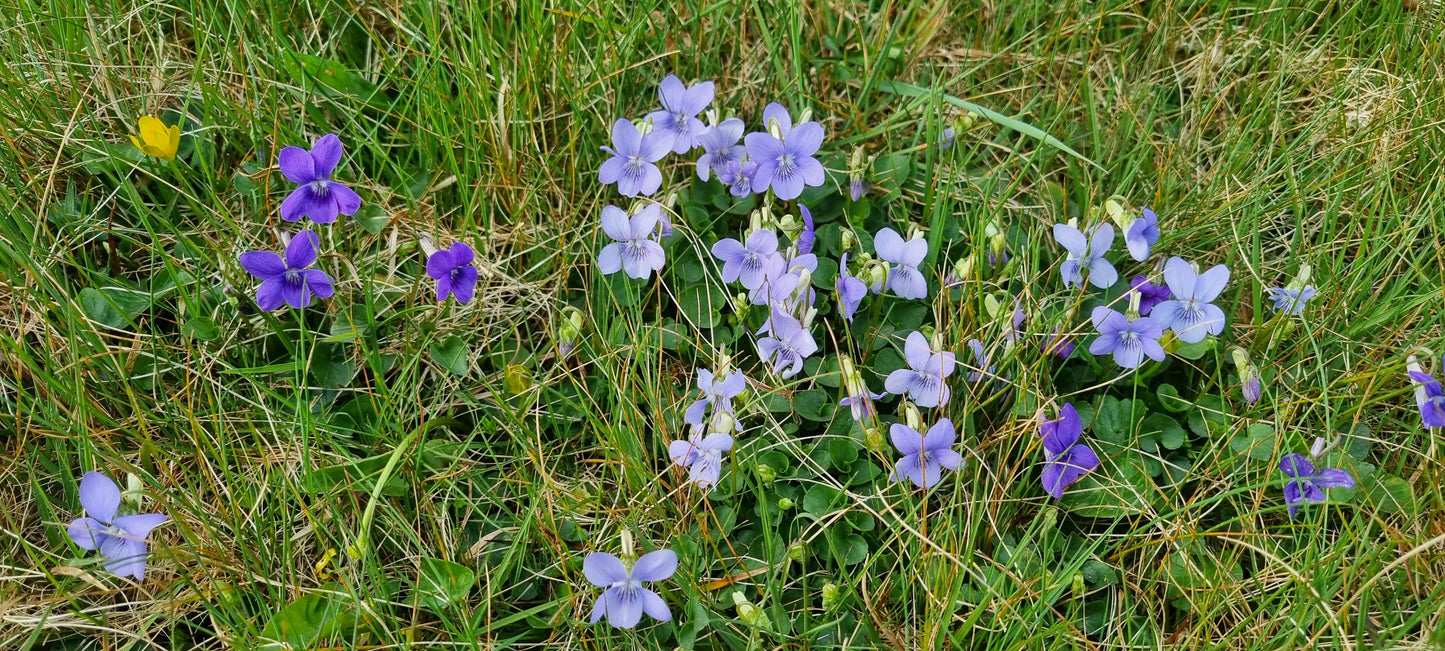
[278,134,362,224]
[67,471,168,580]
[1053,223,1117,289]
[1002,301,1025,343]
[647,75,713,154]
[695,118,746,181]
[668,433,734,487]
[1039,403,1099,498]
[1152,257,1230,343]
[599,119,674,197]
[838,356,885,422]
[884,331,956,408]
[1279,453,1354,519]
[874,227,928,299]
[1130,275,1172,316]
[425,242,478,303]
[1088,306,1164,369]
[794,205,816,255]
[597,204,666,279]
[939,127,956,150]
[756,314,817,378]
[744,105,825,200]
[239,230,334,310]
[1265,286,1317,316]
[585,550,676,628]
[835,253,868,321]
[712,229,781,290]
[1230,347,1262,404]
[129,115,180,161]
[1124,207,1160,261]
[1407,355,1445,428]
[889,419,963,488]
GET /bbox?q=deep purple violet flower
[426,242,478,303]
[278,134,362,224]
[1053,223,1117,290]
[1088,306,1165,369]
[744,109,824,200]
[67,471,168,580]
[719,159,757,197]
[1152,257,1229,344]
[599,119,674,197]
[668,433,734,487]
[835,253,868,321]
[884,332,956,408]
[597,204,666,279]
[647,75,713,154]
[1279,453,1354,518]
[756,314,817,378]
[696,118,746,181]
[875,227,929,299]
[239,230,334,311]
[890,419,963,489]
[585,550,676,628]
[1265,286,1317,316]
[1407,356,1445,428]
[1125,208,1160,261]
[712,230,781,290]
[1039,404,1099,499]
[1131,275,1172,316]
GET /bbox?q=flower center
[450,267,463,280]
[776,153,796,175]
[284,269,301,284]
[1118,330,1140,348]
[309,179,329,194]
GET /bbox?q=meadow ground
[2,0,1444,649]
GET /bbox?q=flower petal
[1312,468,1354,489]
[449,267,477,303]
[639,587,672,622]
[903,331,932,370]
[610,119,640,156]
[255,277,287,311]
[890,423,924,456]
[923,418,956,451]
[762,102,793,136]
[79,471,120,523]
[600,205,631,242]
[279,186,311,222]
[114,513,168,540]
[281,276,311,309]
[1163,257,1197,299]
[100,535,148,580]
[604,585,643,628]
[285,230,320,269]
[1279,453,1314,478]
[330,184,362,216]
[310,134,343,179]
[1052,224,1087,257]
[874,228,905,264]
[597,243,623,275]
[630,549,678,582]
[278,146,316,184]
[426,250,455,280]
[786,121,824,156]
[1088,223,1114,256]
[583,552,628,587]
[303,269,335,300]
[1086,257,1118,289]
[68,517,106,551]
[239,251,286,280]
[933,447,964,470]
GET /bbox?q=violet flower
[884,331,956,408]
[1265,286,1317,316]
[1042,328,1076,360]
[647,75,713,154]
[1053,223,1117,289]
[1130,275,1172,316]
[598,119,674,197]
[719,159,756,197]
[426,242,478,303]
[712,229,781,290]
[585,550,676,628]
[965,339,996,383]
[1279,453,1354,518]
[278,134,362,224]
[1088,306,1165,369]
[849,176,870,201]
[239,230,334,311]
[835,253,868,321]
[597,204,666,279]
[796,204,815,255]
[1039,403,1099,498]
[67,471,168,580]
[668,433,733,487]
[1407,356,1445,428]
[695,118,746,181]
[875,227,928,300]
[1124,207,1160,261]
[683,369,746,430]
[839,387,885,422]
[756,314,817,378]
[744,109,824,200]
[1151,256,1230,343]
[890,419,963,489]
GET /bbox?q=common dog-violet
[875,227,928,300]
[1054,223,1117,290]
[278,134,362,224]
[585,550,676,628]
[647,75,713,154]
[67,471,168,580]
[1152,257,1229,343]
[597,204,666,279]
[889,419,963,489]
[599,119,674,197]
[1039,403,1099,498]
[1088,306,1164,369]
[425,242,478,303]
[884,332,956,408]
[1279,453,1354,519]
[239,230,334,310]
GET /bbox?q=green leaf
[803,484,841,516]
[878,80,1105,171]
[355,204,389,234]
[429,336,469,376]
[78,286,149,330]
[872,152,913,201]
[283,51,386,106]
[257,593,347,651]
[417,557,475,611]
[1172,338,1215,360]
[794,389,831,422]
[1059,459,1154,517]
[1092,396,1141,443]
[676,597,711,650]
[1142,413,1185,450]
[1365,474,1414,514]
[1156,383,1191,412]
[182,316,220,341]
[1229,423,1278,461]
[298,455,408,497]
[1081,559,1118,586]
[678,284,727,329]
[310,343,356,389]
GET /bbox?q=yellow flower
[129,115,179,160]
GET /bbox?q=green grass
[2,0,1444,649]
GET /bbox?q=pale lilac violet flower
[1039,404,1099,499]
[598,119,674,197]
[796,205,815,255]
[756,314,817,378]
[884,331,956,408]
[875,227,928,299]
[939,127,956,150]
[966,339,995,383]
[1002,301,1025,343]
[1407,357,1445,428]
[597,204,667,279]
[1088,306,1165,369]
[1124,208,1160,261]
[744,114,825,200]
[1053,223,1117,289]
[1279,453,1354,519]
[585,550,676,628]
[647,75,713,154]
[1265,286,1317,316]
[1151,257,1230,343]
[889,419,963,488]
[712,230,781,290]
[668,433,733,487]
[1242,369,1263,404]
[761,103,794,138]
[695,118,746,181]
[1131,275,1172,316]
[425,242,478,303]
[1042,328,1076,360]
[849,176,869,201]
[748,260,802,308]
[719,159,756,197]
[278,134,362,224]
[239,230,334,311]
[67,471,167,580]
[839,386,886,422]
[835,253,868,322]
[683,369,746,430]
